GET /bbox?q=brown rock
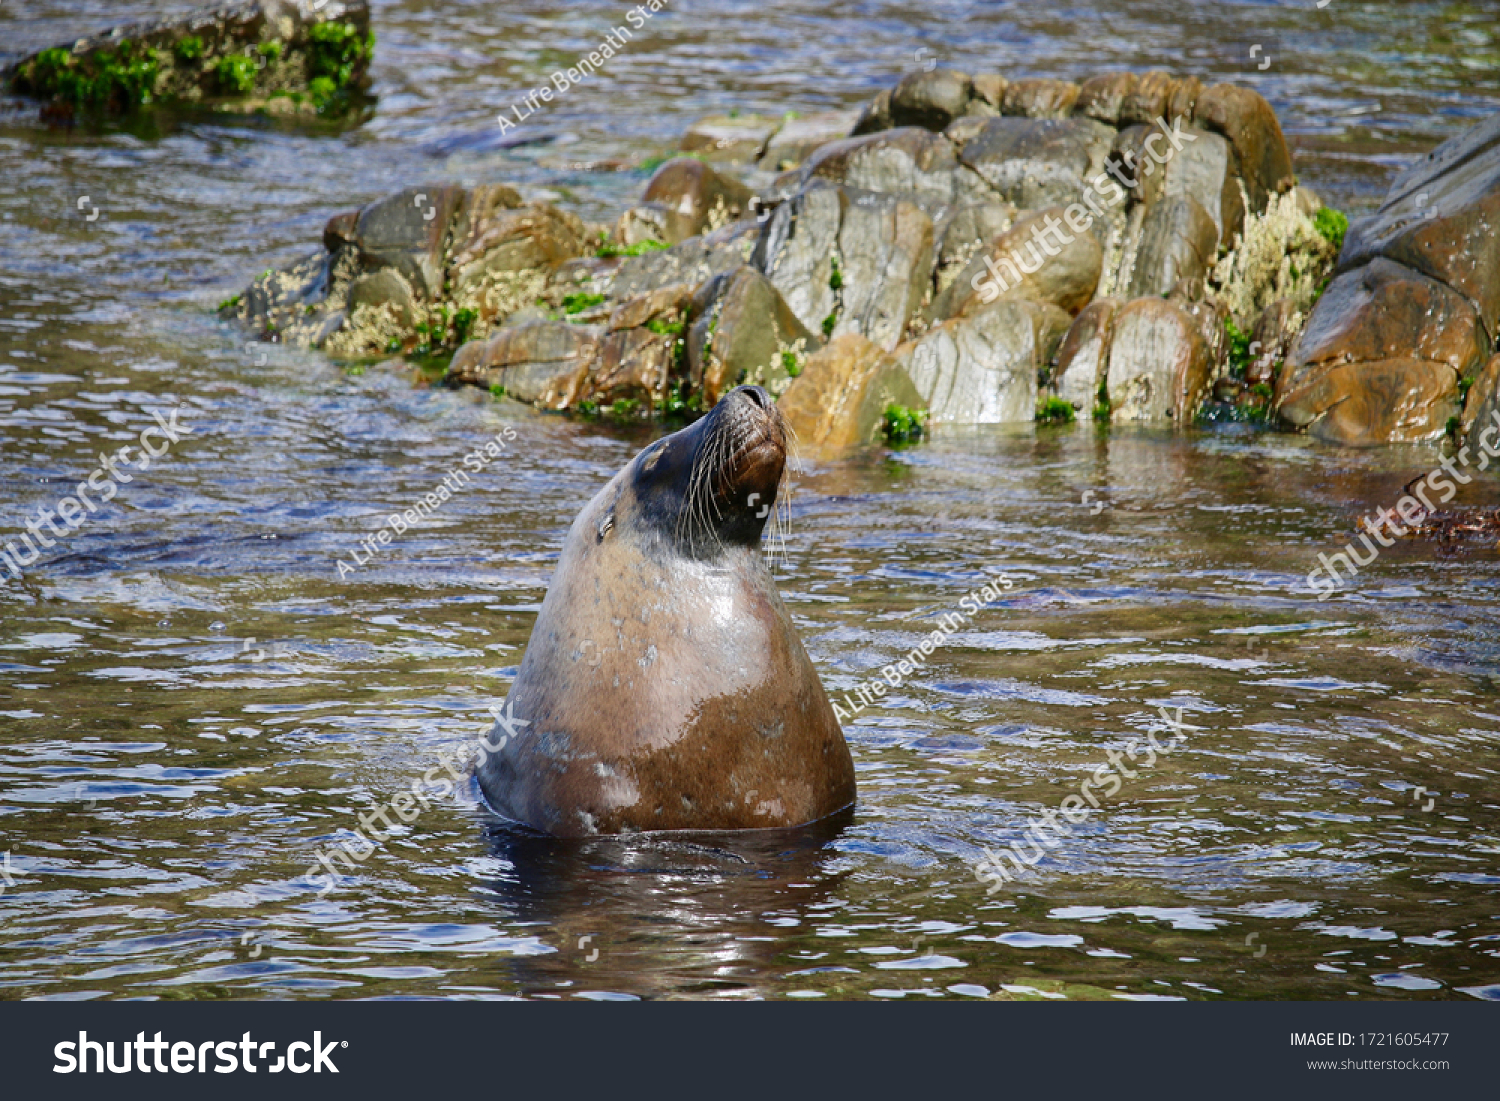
[640,157,754,244]
[679,113,780,162]
[606,282,695,333]
[1192,83,1295,212]
[347,269,417,326]
[1167,76,1204,122]
[890,69,975,132]
[931,205,1103,320]
[447,184,524,258]
[933,200,1017,295]
[1002,78,1081,119]
[972,74,1008,110]
[1282,258,1490,405]
[1249,298,1304,385]
[1339,112,1500,329]
[448,203,588,300]
[577,327,681,410]
[1109,125,1166,207]
[1074,73,1138,125]
[1104,297,1214,423]
[1120,70,1177,126]
[1128,195,1220,297]
[1278,358,1459,445]
[777,333,924,458]
[1053,298,1121,410]
[447,321,596,408]
[323,211,359,253]
[688,266,821,406]
[851,89,893,136]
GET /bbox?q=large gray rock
[932,200,1017,295]
[609,218,760,300]
[755,181,934,351]
[957,117,1115,211]
[928,205,1103,321]
[354,186,463,299]
[797,127,961,207]
[890,69,975,132]
[895,299,1054,423]
[1158,126,1241,244]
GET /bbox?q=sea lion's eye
[597,509,615,542]
[641,444,665,473]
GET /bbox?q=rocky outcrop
[778,334,924,457]
[6,0,373,118]
[1275,112,1500,445]
[227,65,1352,441]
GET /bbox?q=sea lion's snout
[648,385,788,555]
[721,385,787,496]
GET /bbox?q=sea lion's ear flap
[596,505,616,542]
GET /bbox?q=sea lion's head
[596,385,789,560]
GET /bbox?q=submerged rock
[6,0,374,118]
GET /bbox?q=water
[1,0,1498,1002]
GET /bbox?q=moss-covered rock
[5,0,374,119]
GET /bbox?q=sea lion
[477,385,856,837]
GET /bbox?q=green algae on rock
[5,0,374,120]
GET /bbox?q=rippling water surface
[1,0,1498,1002]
